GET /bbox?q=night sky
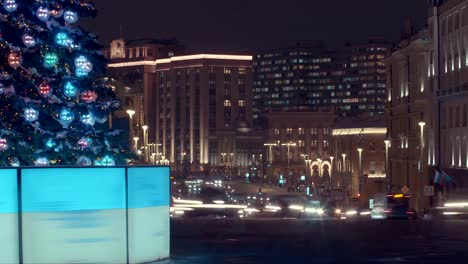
[82,0,429,53]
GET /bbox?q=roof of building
[334,114,386,129]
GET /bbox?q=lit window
[311,128,317,136]
[274,129,280,136]
[311,140,318,148]
[324,128,330,135]
[298,128,304,135]
[286,128,293,135]
[224,68,231,74]
[238,100,246,107]
[323,140,329,149]
[298,141,305,147]
[224,100,231,107]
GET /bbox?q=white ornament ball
[77,156,92,166]
[64,10,79,23]
[9,157,20,167]
[80,112,95,126]
[35,157,50,166]
[36,6,50,21]
[24,108,39,122]
[3,0,18,12]
[0,138,8,151]
[22,34,36,47]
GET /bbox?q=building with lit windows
[264,110,336,189]
[103,38,185,144]
[385,29,431,210]
[152,54,259,176]
[332,115,387,207]
[253,39,391,127]
[385,0,468,209]
[427,0,468,201]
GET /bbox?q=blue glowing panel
[0,169,17,213]
[0,169,19,264]
[128,167,170,208]
[21,168,127,264]
[21,168,126,212]
[128,167,170,263]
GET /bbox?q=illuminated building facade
[264,110,336,187]
[253,40,390,127]
[151,55,258,175]
[428,0,468,199]
[385,29,431,210]
[332,115,387,205]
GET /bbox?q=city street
[162,218,468,264]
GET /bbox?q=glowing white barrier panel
[21,168,127,264]
[0,169,19,264]
[127,167,170,264]
[0,166,170,264]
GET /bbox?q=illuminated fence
[0,166,170,264]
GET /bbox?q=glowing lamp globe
[44,52,59,68]
[98,155,115,166]
[38,82,52,96]
[36,6,50,21]
[74,55,88,68]
[22,34,36,47]
[8,53,22,69]
[81,90,97,103]
[3,0,18,12]
[24,108,38,122]
[35,157,50,166]
[64,10,78,23]
[77,156,92,166]
[77,137,92,149]
[63,82,77,97]
[0,138,8,151]
[9,157,20,167]
[55,32,69,46]
[59,108,74,125]
[80,112,95,126]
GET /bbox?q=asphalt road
[160,218,468,264]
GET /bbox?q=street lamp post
[341,153,346,190]
[142,125,148,163]
[330,156,334,188]
[133,137,139,153]
[357,148,363,196]
[281,142,296,177]
[126,109,136,146]
[418,121,426,213]
[384,140,391,192]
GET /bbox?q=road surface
[160,218,468,263]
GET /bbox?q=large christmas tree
[0,0,131,166]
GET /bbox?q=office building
[253,40,390,127]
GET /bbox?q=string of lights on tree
[0,0,133,166]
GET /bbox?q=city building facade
[332,116,388,206]
[103,38,185,147]
[385,29,431,210]
[428,0,468,201]
[253,40,390,127]
[151,54,258,176]
[264,110,336,189]
[385,0,468,210]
